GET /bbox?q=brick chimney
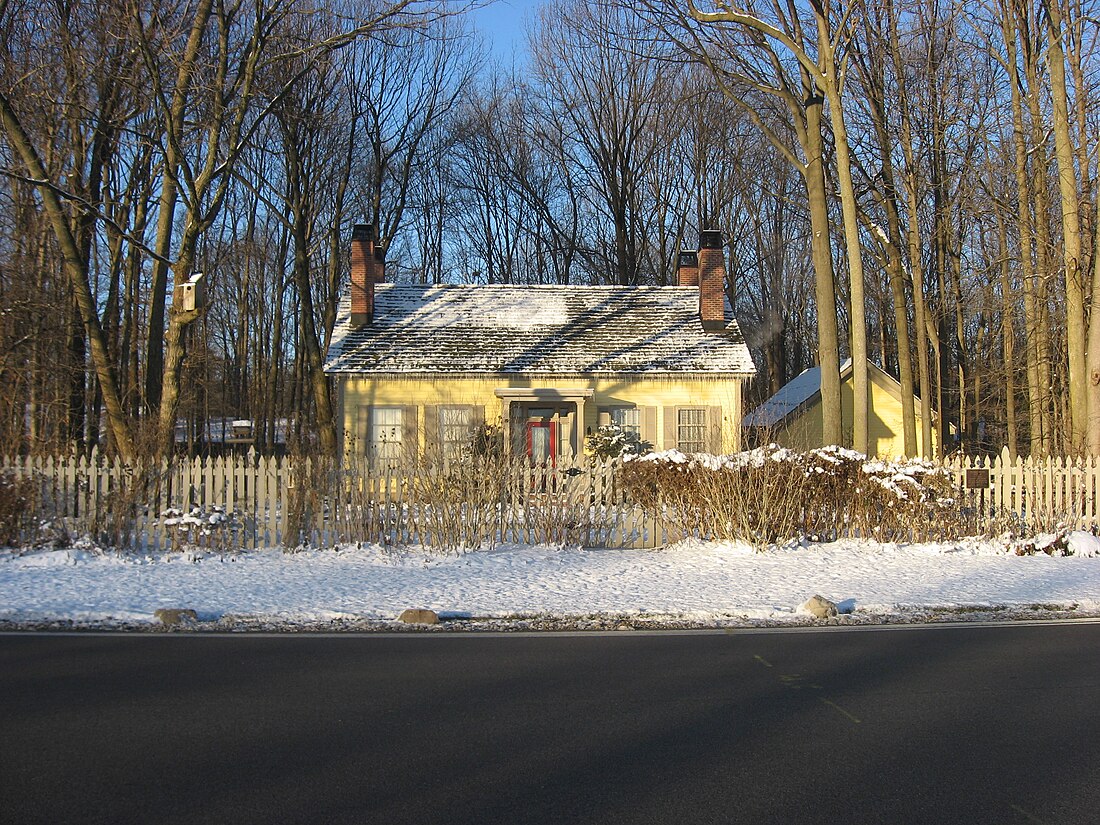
[371,236,386,285]
[698,229,727,330]
[350,224,385,326]
[677,250,699,287]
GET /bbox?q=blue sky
[467,0,541,65]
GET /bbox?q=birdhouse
[178,273,206,312]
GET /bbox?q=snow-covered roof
[744,358,860,428]
[324,284,756,375]
[743,366,827,427]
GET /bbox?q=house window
[440,406,473,461]
[677,408,707,453]
[369,406,404,464]
[609,407,640,437]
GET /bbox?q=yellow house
[743,359,942,458]
[324,226,756,463]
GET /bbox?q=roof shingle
[324,284,756,375]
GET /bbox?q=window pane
[370,407,403,461]
[610,407,640,435]
[440,406,472,460]
[529,424,552,462]
[677,408,706,453]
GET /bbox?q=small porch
[495,388,594,463]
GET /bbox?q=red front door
[526,421,557,466]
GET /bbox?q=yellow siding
[771,369,938,458]
[338,374,745,455]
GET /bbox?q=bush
[161,505,245,553]
[619,445,961,546]
[404,451,511,553]
[470,422,506,459]
[0,472,37,547]
[586,425,651,459]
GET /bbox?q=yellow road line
[819,697,861,724]
[1009,804,1050,825]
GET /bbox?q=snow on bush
[620,444,960,546]
[586,424,651,459]
[161,506,244,553]
[1008,529,1100,557]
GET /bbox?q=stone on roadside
[800,595,839,619]
[398,608,439,625]
[154,608,199,626]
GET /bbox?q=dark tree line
[1,0,1098,458]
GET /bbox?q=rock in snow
[154,608,198,626]
[398,608,439,625]
[800,595,839,619]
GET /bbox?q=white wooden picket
[6,448,1099,551]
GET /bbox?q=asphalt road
[2,623,1098,825]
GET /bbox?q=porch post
[574,396,586,457]
[501,398,513,456]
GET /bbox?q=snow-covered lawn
[3,535,1100,629]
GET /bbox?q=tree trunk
[1000,0,1045,455]
[889,4,934,458]
[285,130,338,455]
[1044,0,1086,451]
[1087,202,1100,454]
[804,95,843,447]
[0,92,134,459]
[816,16,869,454]
[996,214,1019,457]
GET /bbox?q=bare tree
[0,0,141,457]
[531,0,682,285]
[346,12,480,255]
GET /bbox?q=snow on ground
[2,535,1100,629]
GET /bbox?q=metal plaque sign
[965,468,990,489]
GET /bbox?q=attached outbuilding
[743,359,944,458]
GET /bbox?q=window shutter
[356,406,371,456]
[424,405,440,458]
[509,403,524,454]
[708,406,723,454]
[598,408,611,428]
[641,406,657,448]
[469,405,485,451]
[663,407,677,450]
[403,405,419,460]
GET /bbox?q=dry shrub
[328,452,611,552]
[807,448,959,540]
[405,453,601,551]
[327,413,609,551]
[280,452,339,550]
[88,421,174,551]
[619,445,962,546]
[0,472,38,547]
[520,494,600,546]
[405,452,510,552]
[509,460,609,547]
[317,449,511,553]
[93,462,171,551]
[620,451,808,545]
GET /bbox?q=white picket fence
[0,449,669,551]
[3,447,1097,551]
[945,448,1100,530]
